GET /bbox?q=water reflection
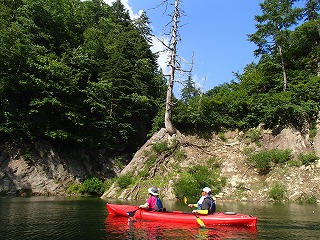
[1,197,319,240]
[105,215,258,239]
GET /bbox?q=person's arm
[192,209,208,214]
[188,196,205,208]
[188,203,197,208]
[139,202,149,209]
[139,197,152,209]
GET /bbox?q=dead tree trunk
[164,0,180,135]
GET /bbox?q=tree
[0,0,165,153]
[162,0,180,135]
[301,0,320,75]
[180,75,200,104]
[248,0,303,91]
[302,0,320,21]
[133,11,154,44]
[159,0,192,135]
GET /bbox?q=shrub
[244,128,262,143]
[248,151,273,174]
[271,149,292,164]
[173,172,200,202]
[207,156,221,168]
[114,157,125,171]
[66,183,84,195]
[117,174,133,189]
[66,177,106,196]
[306,195,317,204]
[173,148,186,162]
[309,128,317,139]
[269,183,286,202]
[82,177,105,196]
[152,141,169,154]
[173,164,226,202]
[248,149,292,174]
[298,152,318,165]
[218,132,226,141]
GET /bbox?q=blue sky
[130,0,262,94]
[103,0,303,96]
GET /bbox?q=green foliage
[309,128,317,139]
[116,174,133,189]
[218,132,226,142]
[248,149,292,174]
[173,164,226,202]
[298,152,318,165]
[306,195,317,204]
[1,0,319,171]
[114,157,125,171]
[173,172,199,202]
[244,128,263,143]
[152,141,169,154]
[0,0,165,153]
[180,75,201,104]
[66,177,106,196]
[207,156,221,168]
[173,148,186,162]
[269,183,286,202]
[66,183,84,195]
[82,177,105,196]
[296,194,317,204]
[171,18,320,135]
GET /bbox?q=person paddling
[139,186,164,211]
[188,187,216,214]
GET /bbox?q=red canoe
[106,203,258,227]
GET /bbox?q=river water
[0,196,319,239]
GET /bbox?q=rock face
[1,126,319,201]
[314,118,320,157]
[0,141,115,196]
[102,127,320,202]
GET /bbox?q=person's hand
[192,210,198,214]
[139,203,148,209]
[188,204,193,207]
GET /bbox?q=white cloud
[151,36,169,74]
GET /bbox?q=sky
[102,1,265,95]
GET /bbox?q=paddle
[183,196,206,228]
[127,207,140,217]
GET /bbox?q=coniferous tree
[180,75,200,104]
[248,0,303,91]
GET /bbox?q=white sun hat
[148,186,159,195]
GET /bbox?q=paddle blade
[127,211,135,217]
[127,208,139,217]
[183,196,188,205]
[196,216,206,228]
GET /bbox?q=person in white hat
[139,186,163,211]
[188,187,216,214]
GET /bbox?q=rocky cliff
[1,122,319,201]
[0,141,117,196]
[102,123,320,203]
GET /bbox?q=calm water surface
[0,197,319,239]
